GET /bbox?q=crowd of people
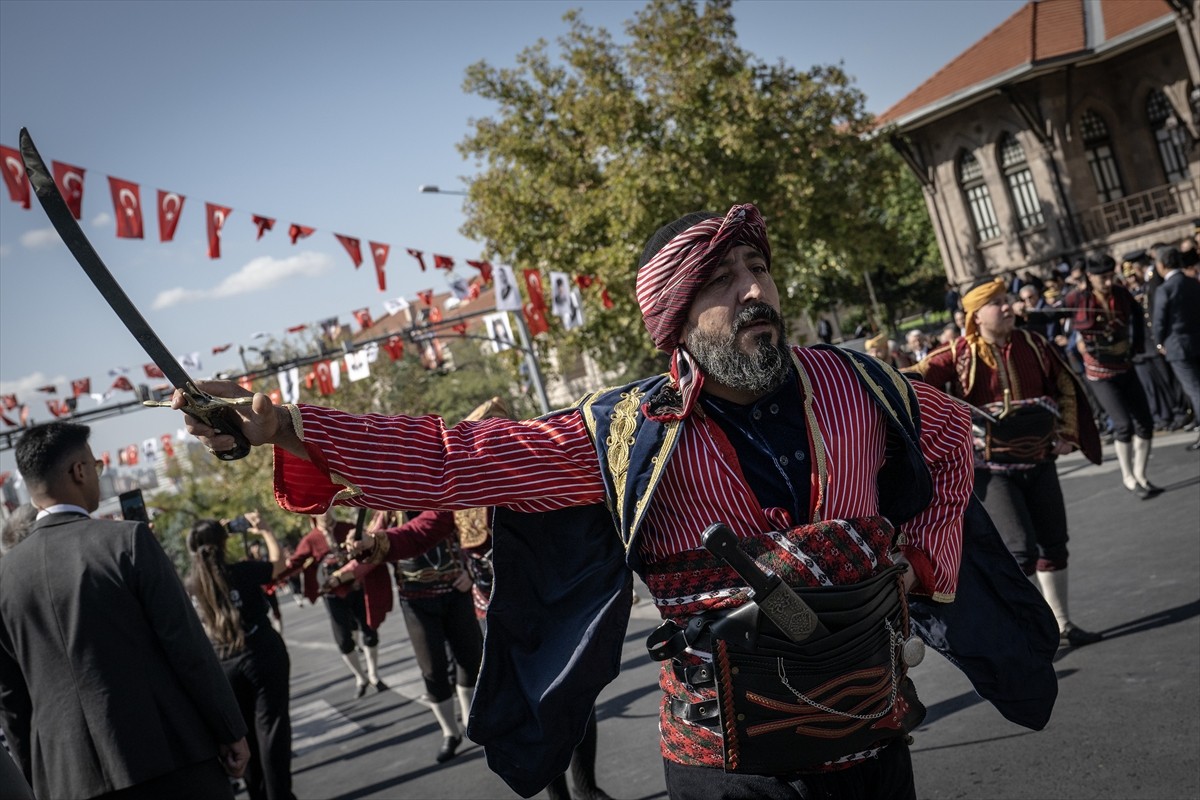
[0,203,1195,800]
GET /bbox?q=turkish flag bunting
[524,303,550,336]
[144,364,165,379]
[286,324,308,334]
[601,287,614,309]
[370,241,389,292]
[46,399,70,418]
[406,248,427,272]
[334,234,363,268]
[466,260,494,283]
[428,307,443,324]
[35,385,56,394]
[0,412,17,427]
[523,268,547,311]
[417,289,434,306]
[111,376,135,392]
[212,343,233,354]
[433,254,454,271]
[101,451,111,467]
[125,445,139,466]
[575,274,596,289]
[1,394,17,410]
[206,203,232,259]
[52,161,86,220]
[160,434,175,458]
[383,336,405,361]
[288,224,315,244]
[107,176,144,239]
[452,321,468,335]
[268,389,282,406]
[157,190,186,242]
[19,405,30,426]
[71,378,91,397]
[314,361,336,396]
[0,145,30,209]
[352,308,374,331]
[237,376,254,392]
[252,214,275,240]
[467,279,482,302]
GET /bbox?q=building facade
[879,0,1200,287]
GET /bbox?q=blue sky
[0,0,1025,472]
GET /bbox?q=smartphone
[118,489,150,523]
[227,515,251,534]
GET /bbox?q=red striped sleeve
[274,405,606,514]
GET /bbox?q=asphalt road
[275,429,1199,800]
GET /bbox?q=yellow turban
[865,332,888,352]
[961,279,1008,368]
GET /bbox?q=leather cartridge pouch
[652,564,926,774]
[982,403,1058,464]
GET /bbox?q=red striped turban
[635,203,771,353]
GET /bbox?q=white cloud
[20,228,61,249]
[151,251,334,309]
[0,371,65,396]
[91,212,111,228]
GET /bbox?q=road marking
[291,699,364,756]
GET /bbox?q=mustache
[733,303,782,334]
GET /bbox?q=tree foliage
[456,0,941,356]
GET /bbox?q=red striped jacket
[274,347,972,600]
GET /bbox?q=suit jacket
[0,513,246,800]
[1152,271,1200,362]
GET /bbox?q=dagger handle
[183,395,253,461]
[702,523,771,595]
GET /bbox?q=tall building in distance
[879,0,1198,286]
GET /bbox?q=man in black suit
[0,422,249,799]
[1152,245,1200,451]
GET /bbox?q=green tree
[456,0,940,358]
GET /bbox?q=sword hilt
[172,392,254,461]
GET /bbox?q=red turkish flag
[467,279,482,302]
[335,234,363,268]
[125,445,139,466]
[575,274,596,289]
[428,307,443,324]
[267,389,282,406]
[286,324,308,334]
[524,303,550,336]
[252,214,275,240]
[452,321,468,335]
[314,361,336,396]
[352,307,374,331]
[0,145,30,209]
[52,161,86,219]
[600,287,614,309]
[108,177,144,239]
[46,399,69,418]
[417,289,434,306]
[370,242,390,292]
[383,336,405,361]
[35,385,56,394]
[1,394,16,410]
[71,378,91,397]
[288,223,315,244]
[111,376,135,392]
[101,451,111,468]
[237,376,254,393]
[144,364,165,379]
[466,260,493,283]
[160,434,175,458]
[206,203,232,259]
[157,190,186,242]
[433,254,454,271]
[212,343,233,354]
[523,269,547,311]
[406,248,427,272]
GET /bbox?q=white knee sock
[363,645,381,685]
[1113,439,1136,490]
[341,651,367,685]
[456,684,474,726]
[1132,436,1153,487]
[1035,569,1071,632]
[430,697,461,738]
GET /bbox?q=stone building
[878,0,1199,288]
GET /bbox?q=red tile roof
[876,0,1174,126]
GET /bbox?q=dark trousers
[1087,370,1153,441]
[323,589,378,653]
[974,463,1068,572]
[400,590,483,701]
[222,628,294,800]
[662,741,915,800]
[1167,357,1200,423]
[1134,355,1188,425]
[100,758,232,800]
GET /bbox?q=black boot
[436,734,462,763]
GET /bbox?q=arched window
[998,133,1044,230]
[1080,109,1124,202]
[958,150,1000,241]
[1147,89,1191,183]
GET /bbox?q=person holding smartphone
[186,512,295,800]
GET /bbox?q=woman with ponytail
[186,512,295,800]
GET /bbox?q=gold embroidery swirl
[606,387,644,508]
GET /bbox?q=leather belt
[671,662,716,687]
[669,697,721,727]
